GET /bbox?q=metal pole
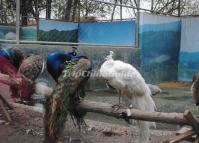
[36,0,39,41]
[120,0,122,21]
[135,0,140,48]
[151,0,154,11]
[0,39,135,48]
[78,0,80,22]
[85,0,88,16]
[178,0,181,17]
[16,0,20,44]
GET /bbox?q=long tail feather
[131,88,156,143]
[43,59,91,143]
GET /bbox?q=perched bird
[0,46,44,103]
[100,51,156,143]
[46,51,71,82]
[46,50,90,102]
[0,47,31,102]
[18,54,44,103]
[44,58,91,143]
[191,73,199,106]
[2,46,24,69]
[47,50,88,82]
[19,55,44,81]
[46,50,91,104]
[44,50,91,143]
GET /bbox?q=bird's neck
[103,60,114,68]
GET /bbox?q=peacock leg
[112,90,125,111]
[119,91,121,105]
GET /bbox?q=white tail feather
[131,89,156,143]
[138,121,150,143]
[34,82,53,96]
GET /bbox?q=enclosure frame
[0,0,183,49]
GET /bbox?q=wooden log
[40,85,197,126]
[36,85,198,126]
[77,100,199,139]
[176,126,192,135]
[195,136,199,143]
[184,110,199,135]
[77,100,193,125]
[176,127,196,142]
[0,94,13,109]
[9,95,199,136]
[10,102,44,113]
[163,129,195,143]
[17,87,198,128]
[0,100,11,122]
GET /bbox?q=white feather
[100,51,156,143]
[34,82,53,96]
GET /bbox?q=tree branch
[77,100,199,126]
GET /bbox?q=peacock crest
[105,51,114,61]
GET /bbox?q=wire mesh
[0,0,199,46]
[36,0,137,46]
[0,0,16,41]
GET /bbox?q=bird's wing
[112,61,149,96]
[99,60,114,78]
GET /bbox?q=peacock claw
[120,112,131,124]
[129,104,133,109]
[112,104,125,111]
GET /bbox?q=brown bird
[0,47,43,103]
[19,55,44,81]
[191,73,199,106]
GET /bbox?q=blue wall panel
[78,21,136,46]
[38,19,78,42]
[20,26,37,41]
[0,25,37,40]
[179,17,199,82]
[139,13,181,83]
[0,25,16,40]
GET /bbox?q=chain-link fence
[1,0,198,46]
[0,0,140,47]
[0,0,188,47]
[1,0,199,86]
[37,0,138,47]
[0,0,16,25]
[0,0,16,40]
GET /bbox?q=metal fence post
[16,0,20,44]
[36,0,39,41]
[135,0,140,48]
[178,0,181,17]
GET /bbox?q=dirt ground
[0,105,177,143]
[0,83,196,143]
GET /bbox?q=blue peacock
[44,48,92,143]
